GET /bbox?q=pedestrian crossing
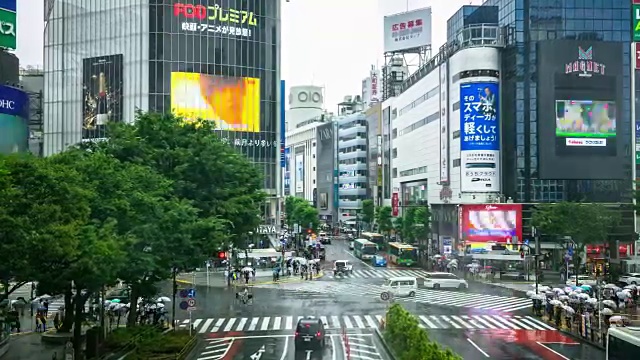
[176,314,555,333]
[326,268,432,279]
[269,282,533,312]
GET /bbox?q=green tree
[96,112,265,247]
[412,206,432,242]
[531,202,621,276]
[361,199,375,231]
[376,206,393,240]
[0,154,93,303]
[285,196,318,232]
[401,207,417,243]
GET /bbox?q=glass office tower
[44,0,281,219]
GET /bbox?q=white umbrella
[601,308,614,316]
[564,287,574,293]
[103,300,112,306]
[533,285,550,292]
[123,303,131,308]
[531,294,545,301]
[586,298,598,305]
[549,299,563,306]
[156,296,171,303]
[147,304,157,310]
[578,293,590,300]
[573,287,583,293]
[156,303,165,308]
[526,290,535,298]
[242,266,253,272]
[624,284,637,290]
[568,291,578,297]
[603,300,617,308]
[610,315,626,323]
[616,291,629,300]
[604,284,618,289]
[553,288,565,294]
[559,295,569,301]
[563,306,575,314]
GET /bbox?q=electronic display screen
[554,100,617,155]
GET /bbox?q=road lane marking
[279,336,289,360]
[285,316,293,330]
[467,338,490,358]
[320,316,329,326]
[450,315,474,329]
[211,318,224,332]
[199,319,213,333]
[223,318,236,332]
[536,342,570,359]
[352,315,365,328]
[419,315,436,328]
[273,317,282,330]
[331,316,340,329]
[330,334,337,360]
[248,318,259,331]
[260,317,270,331]
[343,249,374,269]
[364,315,377,328]
[236,318,248,331]
[343,316,354,328]
[192,319,202,328]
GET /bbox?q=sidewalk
[2,333,65,360]
[176,271,325,287]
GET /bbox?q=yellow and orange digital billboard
[170,72,260,132]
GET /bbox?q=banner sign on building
[370,66,379,103]
[383,8,432,53]
[0,0,16,50]
[439,61,449,183]
[459,82,500,193]
[295,152,304,194]
[635,42,640,70]
[284,147,291,195]
[280,80,286,168]
[391,192,399,217]
[460,204,522,247]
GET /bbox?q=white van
[423,272,468,290]
[381,276,418,298]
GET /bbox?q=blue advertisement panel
[284,147,291,195]
[459,82,500,193]
[0,84,29,153]
[0,0,16,12]
[280,80,286,168]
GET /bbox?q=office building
[386,0,634,262]
[43,0,282,222]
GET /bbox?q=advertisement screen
[461,204,522,244]
[459,82,500,193]
[295,153,304,194]
[171,72,260,132]
[383,8,432,53]
[556,100,615,146]
[0,84,28,153]
[82,54,123,141]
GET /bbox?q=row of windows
[399,166,428,178]
[398,86,439,116]
[399,111,440,136]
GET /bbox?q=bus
[361,232,384,246]
[388,242,418,267]
[607,326,640,359]
[353,239,378,260]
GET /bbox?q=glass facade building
[44,0,281,197]
[337,113,368,222]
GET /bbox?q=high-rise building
[43,0,281,222]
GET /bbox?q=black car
[294,317,326,350]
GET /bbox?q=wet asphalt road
[173,239,605,360]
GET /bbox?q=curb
[535,315,606,351]
[373,327,396,360]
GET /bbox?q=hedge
[384,303,462,360]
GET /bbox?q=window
[392,168,398,178]
[452,101,460,111]
[453,130,460,139]
[453,158,461,167]
[392,148,398,159]
[392,128,398,139]
[399,166,428,177]
[399,111,440,136]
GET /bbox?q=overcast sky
[15,0,483,109]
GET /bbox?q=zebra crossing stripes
[270,281,533,312]
[176,314,555,333]
[326,268,431,279]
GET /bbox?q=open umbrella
[563,306,575,314]
[585,298,598,305]
[580,285,592,292]
[578,293,590,300]
[600,308,614,316]
[549,299,563,306]
[553,288,565,294]
[624,284,637,290]
[534,285,550,292]
[156,296,171,303]
[526,290,535,298]
[241,266,253,272]
[531,294,545,301]
[111,298,122,303]
[604,283,619,289]
[617,291,629,300]
[559,295,569,301]
[603,300,617,308]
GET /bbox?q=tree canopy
[284,196,319,232]
[376,206,393,238]
[0,112,266,352]
[361,200,375,230]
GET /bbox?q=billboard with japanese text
[0,0,16,51]
[459,82,500,193]
[284,147,291,195]
[171,72,260,132]
[383,8,432,53]
[295,152,304,194]
[172,1,258,38]
[82,54,123,141]
[461,204,522,245]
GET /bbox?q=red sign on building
[635,43,640,70]
[460,204,523,243]
[391,193,399,217]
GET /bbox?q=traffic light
[217,251,226,260]
[519,247,525,259]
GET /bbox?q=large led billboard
[0,84,28,153]
[537,40,625,179]
[0,0,16,50]
[460,204,522,251]
[170,72,260,132]
[82,54,123,141]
